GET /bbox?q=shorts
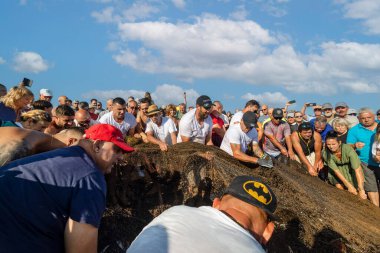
[361,163,379,192]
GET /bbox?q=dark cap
[224,176,277,220]
[335,102,348,108]
[242,111,258,129]
[196,95,213,110]
[376,109,380,115]
[298,121,312,132]
[322,103,333,110]
[272,108,283,118]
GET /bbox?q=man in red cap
[0,124,134,253]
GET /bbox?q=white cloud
[339,0,380,35]
[82,84,199,107]
[0,57,5,64]
[172,0,186,10]
[92,7,120,23]
[256,0,288,17]
[229,5,248,21]
[242,92,289,107]
[122,2,160,22]
[13,51,49,73]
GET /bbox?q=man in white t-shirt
[99,97,136,137]
[145,104,177,151]
[177,95,214,145]
[221,112,273,168]
[230,99,261,128]
[127,175,278,253]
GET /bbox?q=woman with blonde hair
[19,109,52,132]
[166,104,179,128]
[332,118,349,143]
[0,85,34,121]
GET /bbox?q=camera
[308,103,316,106]
[22,78,33,87]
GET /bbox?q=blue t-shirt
[313,123,333,142]
[0,146,107,252]
[0,102,17,121]
[347,124,377,166]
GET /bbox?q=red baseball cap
[84,124,134,153]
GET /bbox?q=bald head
[75,109,90,122]
[53,128,84,146]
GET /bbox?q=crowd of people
[0,81,379,252]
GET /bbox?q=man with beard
[177,95,213,145]
[0,124,134,252]
[44,105,75,135]
[330,102,359,129]
[99,97,136,137]
[291,122,323,177]
[145,104,177,151]
[322,103,335,124]
[347,108,379,206]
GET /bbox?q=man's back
[127,205,265,253]
[0,146,106,252]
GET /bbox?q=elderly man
[39,88,53,102]
[221,112,273,168]
[263,108,295,161]
[128,175,277,253]
[0,127,84,166]
[127,99,138,117]
[313,116,333,142]
[259,104,269,123]
[331,102,359,129]
[321,103,335,123]
[74,109,98,129]
[0,124,134,253]
[347,108,379,206]
[230,99,260,127]
[177,95,213,145]
[45,105,75,135]
[99,97,136,137]
[145,104,177,151]
[291,122,323,176]
[58,95,68,106]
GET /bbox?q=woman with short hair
[166,104,179,128]
[20,109,52,132]
[0,85,34,121]
[332,118,349,143]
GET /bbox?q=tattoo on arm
[0,139,31,166]
[252,142,263,158]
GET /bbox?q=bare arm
[146,131,168,151]
[285,135,295,159]
[205,131,213,146]
[64,218,98,253]
[252,142,264,158]
[300,103,309,120]
[170,132,177,145]
[333,170,357,194]
[313,132,323,170]
[291,132,316,175]
[231,143,258,163]
[354,166,367,199]
[265,133,287,155]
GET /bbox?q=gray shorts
[361,163,379,192]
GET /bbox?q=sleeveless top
[298,132,315,156]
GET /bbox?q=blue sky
[0,0,379,113]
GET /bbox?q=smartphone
[22,78,33,87]
[288,100,296,104]
[308,103,317,106]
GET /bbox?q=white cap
[347,108,357,114]
[40,88,53,97]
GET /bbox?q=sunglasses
[129,106,137,110]
[274,117,282,120]
[314,108,322,111]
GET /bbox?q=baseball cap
[146,104,161,116]
[347,108,357,115]
[313,105,322,110]
[242,111,258,129]
[196,95,213,110]
[287,112,295,118]
[322,103,333,110]
[85,124,134,153]
[272,108,283,118]
[298,122,312,132]
[40,88,53,97]
[223,176,277,220]
[335,102,348,108]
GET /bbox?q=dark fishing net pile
[99,142,380,253]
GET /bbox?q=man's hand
[280,147,288,157]
[355,142,365,149]
[288,151,296,160]
[307,165,318,176]
[158,142,168,151]
[347,185,358,195]
[358,189,367,200]
[258,157,274,168]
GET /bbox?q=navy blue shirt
[0,102,17,121]
[0,146,106,253]
[313,123,333,142]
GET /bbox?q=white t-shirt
[145,117,177,145]
[127,205,265,253]
[229,111,243,127]
[220,124,258,156]
[99,111,137,136]
[177,109,213,144]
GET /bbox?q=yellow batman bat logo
[243,180,272,205]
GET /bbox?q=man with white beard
[322,103,335,124]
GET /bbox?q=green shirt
[323,144,361,187]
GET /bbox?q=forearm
[233,150,258,163]
[252,142,264,158]
[146,134,163,146]
[334,170,354,189]
[267,135,285,151]
[355,167,365,190]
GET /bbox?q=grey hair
[358,107,374,115]
[314,116,327,125]
[333,118,349,130]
